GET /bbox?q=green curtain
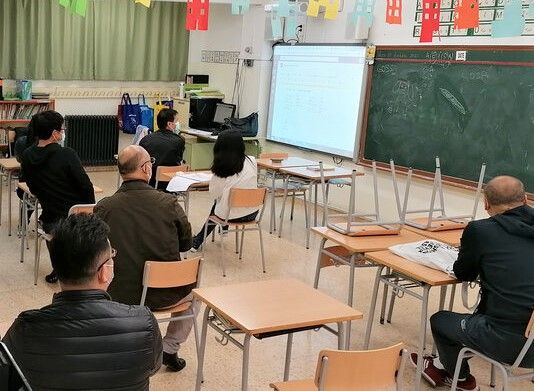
[0,0,189,81]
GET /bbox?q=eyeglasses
[96,247,117,272]
[142,157,156,166]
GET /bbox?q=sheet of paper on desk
[178,172,212,182]
[166,172,213,192]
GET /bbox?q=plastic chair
[450,310,534,391]
[202,188,267,277]
[139,257,203,361]
[154,164,190,189]
[270,343,407,391]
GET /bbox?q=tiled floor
[0,143,531,390]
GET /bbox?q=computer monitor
[0,342,32,390]
[213,103,236,125]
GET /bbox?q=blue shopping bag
[138,94,154,130]
[119,93,139,134]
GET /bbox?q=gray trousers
[156,293,198,354]
[430,311,532,379]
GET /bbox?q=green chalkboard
[361,46,534,193]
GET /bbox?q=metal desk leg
[344,253,358,348]
[269,171,276,234]
[364,265,385,349]
[283,333,293,381]
[195,306,211,391]
[278,175,289,239]
[448,284,457,310]
[303,188,310,249]
[313,238,327,289]
[380,267,391,324]
[314,182,318,227]
[242,334,252,391]
[8,172,13,236]
[336,322,345,350]
[414,285,431,391]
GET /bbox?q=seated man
[139,108,185,190]
[413,176,534,391]
[95,145,193,372]
[2,214,162,390]
[21,110,95,283]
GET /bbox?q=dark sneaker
[444,374,479,391]
[410,353,447,387]
[162,352,186,372]
[45,270,58,283]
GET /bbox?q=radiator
[64,115,119,166]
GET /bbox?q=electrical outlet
[244,59,254,67]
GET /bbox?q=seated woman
[191,130,258,251]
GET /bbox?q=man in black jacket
[21,111,95,283]
[139,108,185,190]
[413,176,534,391]
[2,213,162,390]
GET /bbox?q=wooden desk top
[280,166,361,180]
[312,226,426,253]
[193,278,363,335]
[404,226,464,247]
[18,182,103,195]
[0,158,20,171]
[256,157,318,170]
[93,185,103,194]
[366,250,459,286]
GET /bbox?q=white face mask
[55,131,65,147]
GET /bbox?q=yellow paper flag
[306,0,339,20]
[135,0,151,8]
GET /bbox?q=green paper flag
[58,0,87,17]
[59,0,71,7]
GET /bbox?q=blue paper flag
[278,0,290,17]
[491,0,525,38]
[231,0,250,15]
[350,0,375,27]
[285,5,299,38]
[271,12,283,40]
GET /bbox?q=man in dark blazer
[2,214,162,390]
[95,145,193,373]
[412,176,534,391]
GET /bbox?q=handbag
[118,93,139,134]
[223,112,258,137]
[153,95,173,130]
[138,94,154,130]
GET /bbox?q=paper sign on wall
[351,0,375,27]
[186,0,210,30]
[419,0,440,43]
[58,0,87,17]
[135,0,151,7]
[231,0,250,15]
[307,0,339,20]
[454,0,479,30]
[385,0,402,25]
[491,0,525,38]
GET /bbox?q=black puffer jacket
[2,290,162,390]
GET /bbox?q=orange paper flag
[386,0,402,25]
[454,0,479,30]
[420,0,440,43]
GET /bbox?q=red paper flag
[186,0,209,31]
[420,0,440,43]
[386,0,402,25]
[454,0,479,30]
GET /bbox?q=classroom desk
[256,157,319,235]
[193,278,363,391]
[404,225,464,247]
[0,158,21,236]
[163,171,210,215]
[363,250,459,391]
[278,166,360,248]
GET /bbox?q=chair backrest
[260,152,288,160]
[229,187,267,209]
[526,310,534,339]
[314,343,406,391]
[68,204,96,215]
[155,165,190,185]
[142,257,201,290]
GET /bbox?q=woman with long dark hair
[191,130,258,250]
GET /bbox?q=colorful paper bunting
[454,0,479,30]
[307,0,339,21]
[135,0,152,8]
[385,0,402,25]
[419,0,440,43]
[231,0,250,15]
[186,0,210,31]
[491,0,525,38]
[351,0,375,27]
[59,0,87,17]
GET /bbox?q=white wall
[186,1,532,219]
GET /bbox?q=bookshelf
[0,100,55,123]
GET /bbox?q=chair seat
[152,301,192,314]
[209,216,258,226]
[270,379,315,391]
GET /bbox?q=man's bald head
[118,145,150,179]
[484,176,526,208]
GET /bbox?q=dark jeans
[430,311,533,379]
[193,203,258,248]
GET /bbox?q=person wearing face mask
[21,110,95,283]
[139,108,185,190]
[2,213,163,390]
[94,145,193,372]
